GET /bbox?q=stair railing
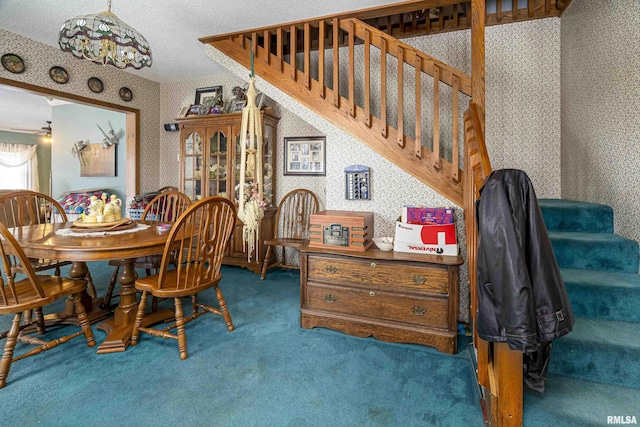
[202,16,470,206]
[464,101,523,427]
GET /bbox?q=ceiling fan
[10,121,52,137]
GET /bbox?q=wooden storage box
[308,210,374,251]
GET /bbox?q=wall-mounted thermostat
[345,165,370,200]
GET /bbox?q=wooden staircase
[202,15,470,205]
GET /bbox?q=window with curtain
[0,143,39,192]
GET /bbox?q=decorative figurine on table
[109,194,122,220]
[85,195,105,223]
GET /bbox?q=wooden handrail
[199,0,463,44]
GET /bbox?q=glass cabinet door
[207,129,228,198]
[183,131,203,201]
[263,123,274,206]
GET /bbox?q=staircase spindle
[364,28,371,128]
[333,18,340,109]
[290,25,297,81]
[264,30,270,65]
[348,21,355,118]
[380,38,388,138]
[318,21,325,99]
[452,76,460,181]
[251,32,257,57]
[277,28,283,72]
[433,64,441,169]
[497,0,503,22]
[513,0,518,19]
[528,0,534,17]
[397,46,404,148]
[415,53,422,158]
[304,23,311,89]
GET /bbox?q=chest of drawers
[299,246,463,354]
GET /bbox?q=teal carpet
[0,263,483,427]
[523,199,640,425]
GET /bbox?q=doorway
[0,77,139,200]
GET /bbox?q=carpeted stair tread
[524,375,640,427]
[539,199,614,233]
[561,268,640,322]
[548,231,640,273]
[550,317,640,388]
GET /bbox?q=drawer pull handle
[370,262,376,268]
[413,275,427,285]
[324,294,337,304]
[325,265,337,274]
[369,291,375,297]
[411,306,427,316]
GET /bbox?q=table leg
[95,259,174,353]
[43,261,110,327]
[96,259,138,353]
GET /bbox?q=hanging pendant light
[58,0,152,69]
[237,77,265,261]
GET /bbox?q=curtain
[0,143,39,192]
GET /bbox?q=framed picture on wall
[284,136,325,176]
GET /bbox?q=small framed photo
[186,104,200,116]
[284,136,325,176]
[225,99,236,113]
[234,100,247,112]
[178,105,190,118]
[195,86,223,105]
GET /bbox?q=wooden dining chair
[0,190,96,332]
[0,223,95,389]
[260,189,319,280]
[103,190,191,310]
[130,196,236,360]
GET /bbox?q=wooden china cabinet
[176,111,280,272]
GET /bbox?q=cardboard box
[393,221,458,256]
[401,206,454,225]
[309,210,374,251]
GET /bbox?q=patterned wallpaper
[0,29,161,201]
[561,0,640,247]
[206,18,562,323]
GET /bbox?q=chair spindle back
[157,197,236,291]
[0,223,45,307]
[275,189,319,240]
[141,190,191,222]
[0,190,67,229]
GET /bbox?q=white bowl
[373,236,394,251]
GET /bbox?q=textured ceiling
[0,0,406,83]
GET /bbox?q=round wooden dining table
[2,221,172,354]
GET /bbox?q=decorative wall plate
[119,86,133,102]
[87,77,104,93]
[1,53,25,74]
[49,66,69,84]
